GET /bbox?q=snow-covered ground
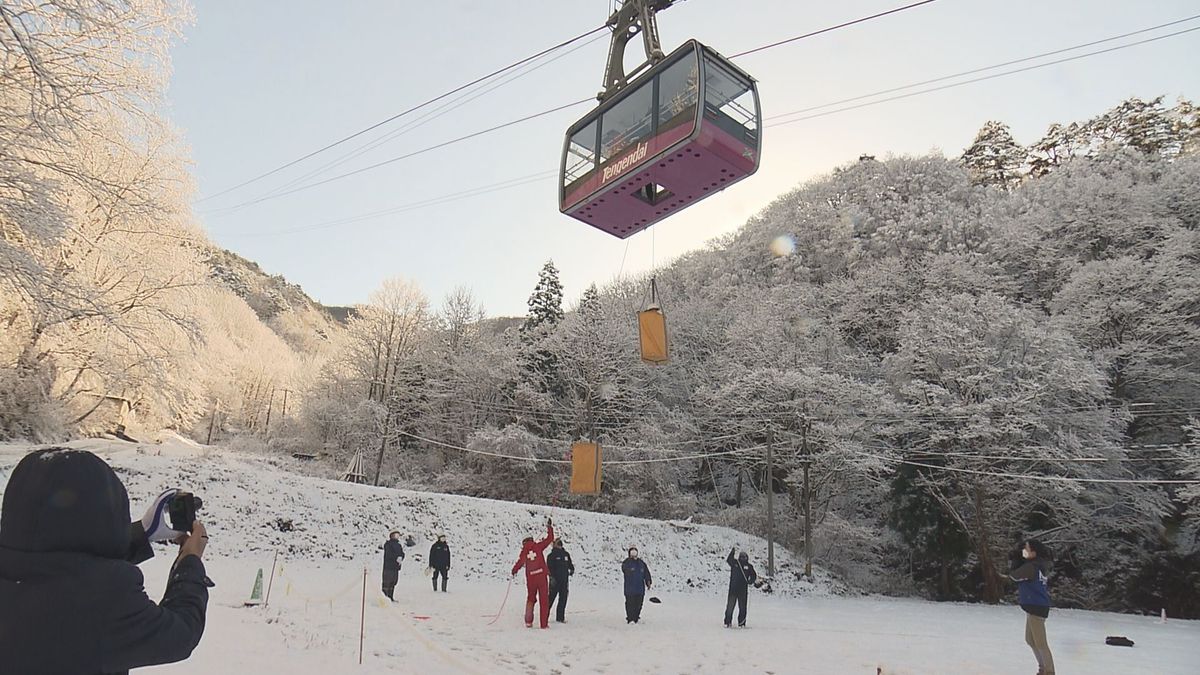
[2,438,1198,674]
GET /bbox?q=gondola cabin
[560,40,761,239]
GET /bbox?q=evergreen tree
[961,121,1025,188]
[522,260,564,333]
[518,260,567,417]
[1169,99,1200,156]
[579,283,601,325]
[1028,122,1084,177]
[1087,96,1177,156]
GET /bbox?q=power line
[767,24,1200,128]
[763,14,1200,122]
[196,25,609,203]
[854,449,1200,485]
[230,171,556,237]
[210,13,1200,238]
[210,1,944,214]
[206,33,609,217]
[445,395,1200,425]
[729,0,939,58]
[215,98,592,211]
[395,429,775,465]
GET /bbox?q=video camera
[167,491,203,533]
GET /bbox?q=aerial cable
[767,25,1200,128]
[728,0,939,59]
[763,13,1200,122]
[444,395,1199,424]
[216,98,592,210]
[211,8,1198,226]
[853,450,1200,485]
[213,1,942,214]
[394,429,775,465]
[206,32,610,216]
[231,171,556,237]
[197,25,609,203]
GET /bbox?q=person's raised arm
[536,518,555,552]
[100,522,212,672]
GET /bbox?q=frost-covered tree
[1027,122,1086,177]
[961,121,1025,188]
[1087,96,1178,157]
[332,278,431,484]
[0,0,206,438]
[437,286,485,355]
[1051,245,1200,439]
[884,293,1150,603]
[518,260,567,406]
[523,260,564,332]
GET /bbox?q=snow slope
[2,439,1198,675]
[0,437,838,596]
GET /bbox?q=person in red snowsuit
[511,518,554,628]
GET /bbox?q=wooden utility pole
[206,398,219,445]
[801,416,813,579]
[766,429,775,577]
[264,388,275,433]
[803,460,813,578]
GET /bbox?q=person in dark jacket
[1008,539,1055,675]
[512,518,555,628]
[382,530,405,601]
[429,534,450,592]
[621,546,652,624]
[723,547,757,627]
[0,448,211,675]
[547,538,575,623]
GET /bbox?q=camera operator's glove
[141,489,186,543]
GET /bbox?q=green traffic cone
[245,568,264,606]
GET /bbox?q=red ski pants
[524,572,550,628]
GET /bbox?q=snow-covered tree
[883,293,1151,603]
[961,121,1025,188]
[523,260,564,332]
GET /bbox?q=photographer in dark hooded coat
[0,448,212,674]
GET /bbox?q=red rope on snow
[486,575,516,626]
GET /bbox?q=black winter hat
[0,448,131,560]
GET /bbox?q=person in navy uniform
[723,547,757,627]
[429,535,450,592]
[621,546,652,623]
[547,538,575,623]
[382,531,404,601]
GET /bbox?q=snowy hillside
[2,440,1197,675]
[0,438,837,597]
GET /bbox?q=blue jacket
[1009,559,1051,615]
[622,557,652,596]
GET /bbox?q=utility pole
[264,388,275,434]
[801,416,813,579]
[206,398,219,445]
[766,429,775,577]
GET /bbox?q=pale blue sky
[170,1,1200,316]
